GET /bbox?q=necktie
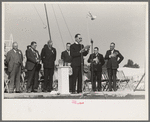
[67,50,70,56]
[34,50,39,58]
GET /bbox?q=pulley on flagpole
[87,12,97,20]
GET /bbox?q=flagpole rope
[58,4,74,43]
[52,4,65,50]
[33,4,46,27]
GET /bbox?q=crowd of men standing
[5,33,124,94]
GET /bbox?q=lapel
[93,53,99,57]
[97,53,101,60]
[29,48,36,58]
[35,50,39,57]
[9,49,16,60]
[109,50,112,55]
[11,49,20,57]
[37,50,40,57]
[10,49,22,61]
[113,49,117,53]
[11,49,16,56]
[65,50,70,56]
[17,50,22,61]
[110,49,117,54]
[48,46,55,54]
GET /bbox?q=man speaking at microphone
[70,34,89,94]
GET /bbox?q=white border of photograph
[2,2,149,120]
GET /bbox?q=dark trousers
[72,66,82,93]
[107,68,117,91]
[91,71,102,91]
[27,66,39,92]
[43,68,54,91]
[9,64,21,92]
[69,75,72,92]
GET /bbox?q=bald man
[41,40,56,92]
[6,42,23,93]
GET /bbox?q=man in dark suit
[61,43,72,66]
[105,42,124,91]
[70,34,89,94]
[41,40,56,92]
[6,42,23,93]
[88,47,105,91]
[61,42,72,92]
[25,41,41,92]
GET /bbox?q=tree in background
[123,59,140,68]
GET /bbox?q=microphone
[91,39,93,44]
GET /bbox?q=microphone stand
[81,44,84,93]
[91,39,94,92]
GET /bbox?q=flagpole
[81,45,84,93]
[44,3,51,40]
[86,12,96,92]
[86,17,90,43]
[91,39,94,92]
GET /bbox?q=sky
[3,2,147,68]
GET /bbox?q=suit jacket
[25,48,40,71]
[41,44,56,68]
[61,50,72,65]
[88,53,105,72]
[6,49,23,72]
[70,43,88,67]
[105,49,124,69]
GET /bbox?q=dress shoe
[98,89,102,92]
[9,91,14,93]
[47,89,51,92]
[15,91,21,93]
[113,89,117,92]
[32,89,38,92]
[77,91,82,94]
[27,91,31,93]
[71,92,76,94]
[42,90,47,92]
[109,89,112,92]
[32,90,37,93]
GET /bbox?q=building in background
[4,34,13,53]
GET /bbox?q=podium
[58,66,70,94]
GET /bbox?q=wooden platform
[4,90,145,99]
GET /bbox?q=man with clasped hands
[88,47,105,92]
[105,42,124,91]
[25,41,41,93]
